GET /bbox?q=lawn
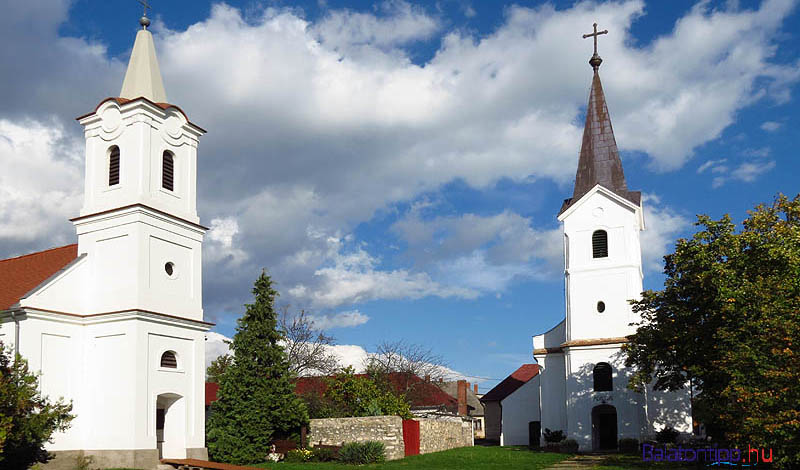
[253,446,571,469]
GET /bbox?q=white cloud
[760,120,782,131]
[289,234,476,309]
[1,0,797,313]
[205,331,231,368]
[640,195,691,272]
[0,119,82,250]
[308,310,370,329]
[707,158,776,188]
[730,159,777,182]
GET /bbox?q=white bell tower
[72,24,206,320]
[556,59,644,343]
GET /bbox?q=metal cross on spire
[137,0,152,29]
[582,22,608,70]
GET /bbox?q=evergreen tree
[206,271,308,465]
[0,343,74,468]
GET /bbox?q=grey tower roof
[559,68,640,215]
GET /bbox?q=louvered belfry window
[109,146,120,186]
[162,151,174,191]
[160,351,177,369]
[592,230,608,258]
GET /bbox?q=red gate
[402,419,420,456]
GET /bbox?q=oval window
[597,301,606,313]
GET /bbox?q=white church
[483,34,693,450]
[0,16,209,469]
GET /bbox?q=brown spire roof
[559,68,640,216]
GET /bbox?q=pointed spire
[119,25,168,103]
[571,68,628,203]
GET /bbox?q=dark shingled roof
[0,244,78,310]
[480,364,541,402]
[559,69,640,216]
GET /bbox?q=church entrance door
[156,393,186,459]
[591,405,617,451]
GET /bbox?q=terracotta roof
[480,364,541,402]
[559,67,640,215]
[0,244,78,310]
[292,372,458,410]
[76,97,206,133]
[205,382,220,406]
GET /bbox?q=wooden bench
[160,458,261,470]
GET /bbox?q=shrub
[618,438,639,454]
[559,439,579,453]
[656,426,680,444]
[543,428,566,443]
[337,441,385,464]
[284,448,313,463]
[311,447,337,462]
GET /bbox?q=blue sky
[1,0,799,390]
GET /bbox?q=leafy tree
[206,271,308,465]
[322,367,411,419]
[206,354,233,384]
[623,194,800,469]
[0,343,74,469]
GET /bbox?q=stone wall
[418,418,473,455]
[307,416,473,461]
[308,416,405,460]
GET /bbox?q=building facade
[0,18,210,469]
[532,47,692,451]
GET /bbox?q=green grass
[253,446,571,469]
[594,454,693,469]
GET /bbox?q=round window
[597,301,606,313]
[165,262,175,277]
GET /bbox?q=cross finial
[137,0,152,29]
[582,22,608,70]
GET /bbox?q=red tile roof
[205,382,220,406]
[0,244,78,310]
[480,364,541,402]
[207,372,458,410]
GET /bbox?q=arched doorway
[156,393,186,459]
[591,405,617,451]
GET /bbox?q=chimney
[457,380,468,416]
[424,375,430,382]
[474,384,478,394]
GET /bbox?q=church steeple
[119,12,168,103]
[559,24,639,216]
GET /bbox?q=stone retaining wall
[308,416,405,460]
[308,416,473,461]
[418,418,474,455]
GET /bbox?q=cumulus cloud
[0,119,83,253]
[0,0,796,316]
[308,310,370,329]
[640,194,692,272]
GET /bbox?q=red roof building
[0,244,78,310]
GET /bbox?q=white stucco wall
[500,376,540,446]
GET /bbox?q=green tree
[206,271,308,465]
[322,367,411,419]
[0,344,74,469]
[623,194,800,469]
[206,354,233,384]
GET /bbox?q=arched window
[162,151,174,191]
[593,362,612,391]
[592,230,608,258]
[109,146,120,186]
[160,351,178,369]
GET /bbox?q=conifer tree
[206,271,308,465]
